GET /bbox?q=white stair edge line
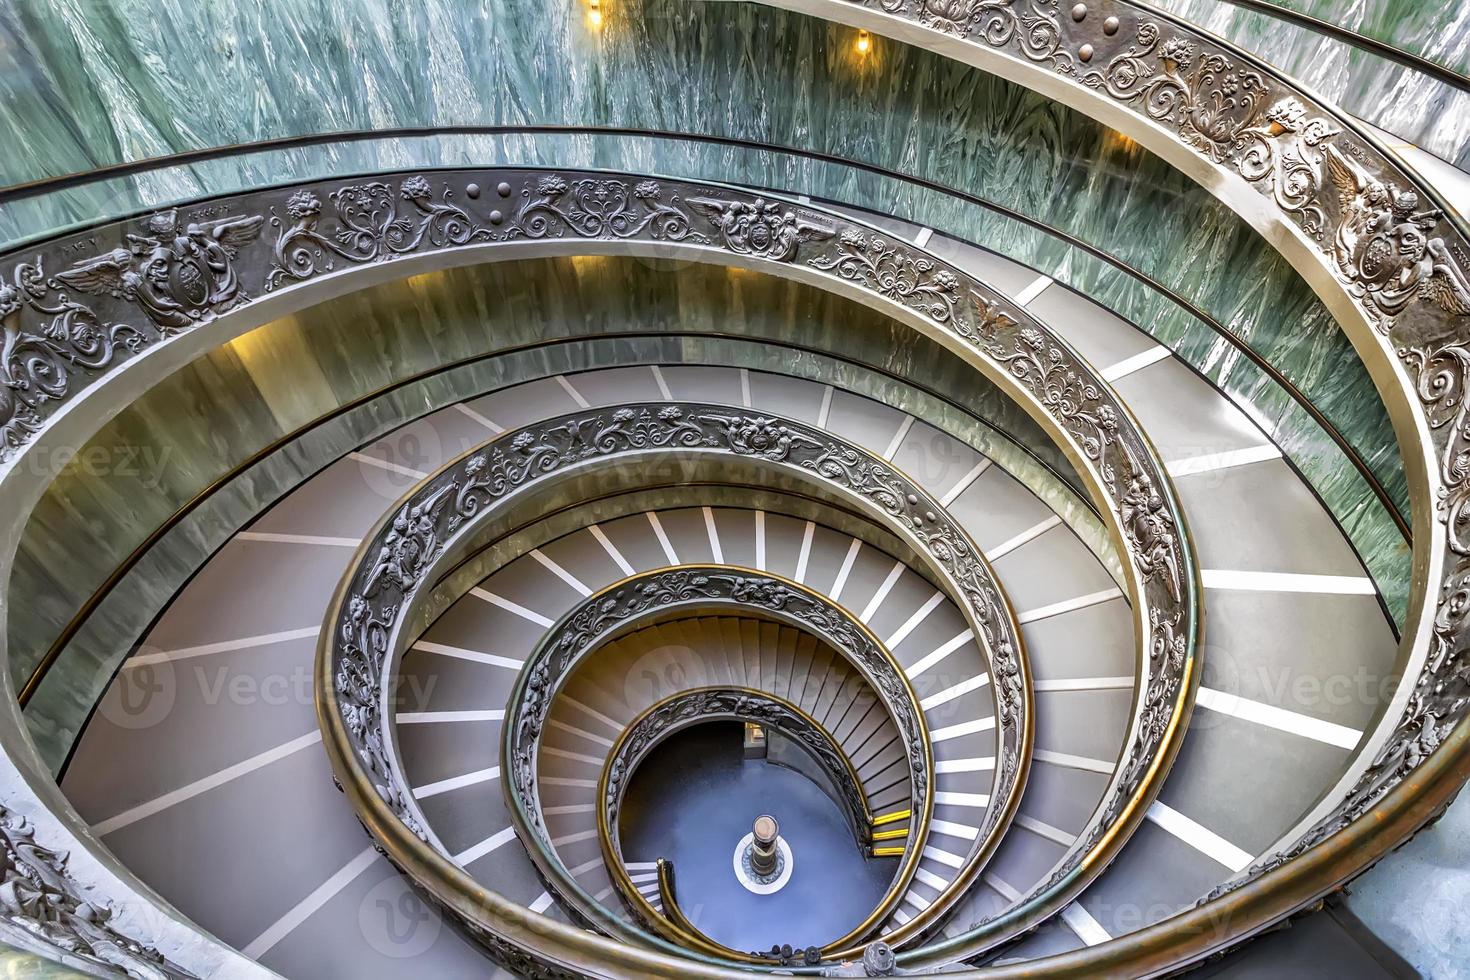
[1014,274,1054,306]
[816,385,834,428]
[1100,345,1171,382]
[1016,588,1124,624]
[455,826,519,865]
[470,587,555,627]
[795,521,817,583]
[740,367,752,407]
[628,872,661,884]
[920,673,991,711]
[454,401,505,433]
[544,804,597,816]
[397,709,505,724]
[930,717,995,742]
[410,640,523,671]
[1062,902,1112,946]
[861,560,907,622]
[1033,749,1116,774]
[1165,444,1282,477]
[755,509,767,570]
[912,227,935,248]
[541,776,598,788]
[829,538,863,601]
[646,511,679,564]
[543,747,603,766]
[923,846,966,870]
[702,506,725,563]
[940,457,992,506]
[650,364,673,400]
[935,757,995,775]
[529,892,556,914]
[1015,815,1078,847]
[560,695,623,732]
[125,626,320,669]
[552,829,599,847]
[555,374,591,408]
[1146,801,1254,872]
[1196,686,1362,750]
[235,531,361,547]
[929,819,980,842]
[902,890,931,912]
[882,415,915,460]
[892,907,913,926]
[530,548,592,596]
[1033,676,1135,692]
[548,719,615,748]
[984,873,1022,902]
[93,731,322,837]
[242,846,377,959]
[984,515,1061,562]
[934,791,990,808]
[914,866,951,891]
[885,590,946,649]
[347,451,429,479]
[589,524,635,575]
[906,629,974,679]
[1200,568,1376,595]
[414,766,500,799]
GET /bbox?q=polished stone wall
[12,256,1115,770]
[0,0,1410,613]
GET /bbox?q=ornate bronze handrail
[0,168,1194,977]
[366,398,1029,958]
[500,566,926,961]
[597,687,885,961]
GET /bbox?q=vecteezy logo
[97,648,177,730]
[624,644,709,711]
[358,874,441,958]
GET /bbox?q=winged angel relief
[50,209,264,331]
[1323,145,1470,327]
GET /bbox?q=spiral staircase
[0,1,1468,978]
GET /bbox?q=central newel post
[750,815,780,877]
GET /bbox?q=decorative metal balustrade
[598,686,887,962]
[501,565,922,960]
[0,169,1196,976]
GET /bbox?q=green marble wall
[0,0,1411,600]
[1239,0,1469,73]
[1154,0,1470,166]
[13,256,1118,769]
